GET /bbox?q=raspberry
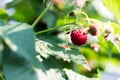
[69,11,75,17]
[70,29,87,46]
[88,25,98,36]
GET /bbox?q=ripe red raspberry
[70,29,87,46]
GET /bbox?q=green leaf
[0,22,39,67]
[2,48,37,80]
[34,68,65,80]
[102,0,120,20]
[65,0,76,15]
[62,69,99,80]
[0,19,5,26]
[111,22,120,35]
[0,8,8,20]
[35,68,99,80]
[0,38,3,66]
[7,0,36,22]
[36,35,90,70]
[44,12,57,28]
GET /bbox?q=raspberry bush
[0,0,120,80]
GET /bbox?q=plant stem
[0,72,5,80]
[32,2,53,29]
[80,12,91,24]
[35,23,79,35]
[75,8,90,24]
[97,69,102,80]
[35,26,58,35]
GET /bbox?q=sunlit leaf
[0,22,39,67]
[102,0,120,20]
[36,35,90,70]
[0,8,8,20]
[111,22,120,34]
[62,69,99,80]
[35,68,65,80]
[35,68,99,80]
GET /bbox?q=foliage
[103,0,120,21]
[0,0,120,80]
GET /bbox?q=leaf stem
[32,2,53,29]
